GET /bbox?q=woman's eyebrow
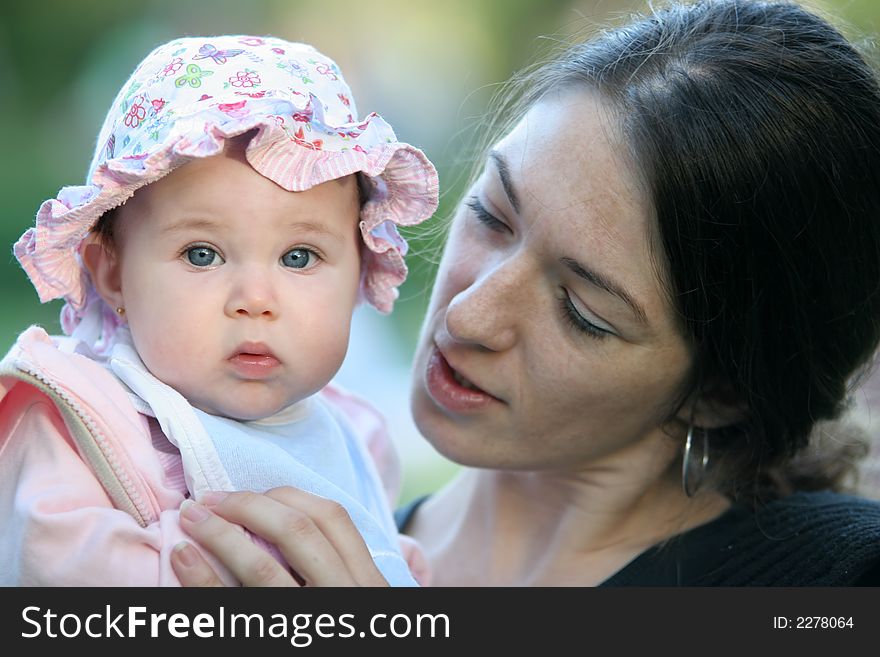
[488,150,520,214]
[560,256,650,327]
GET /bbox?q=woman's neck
[410,446,730,586]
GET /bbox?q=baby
[0,36,437,586]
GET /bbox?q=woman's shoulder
[747,489,880,541]
[756,488,880,516]
[728,490,880,585]
[754,488,880,528]
[605,490,880,586]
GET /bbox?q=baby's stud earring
[115,307,125,317]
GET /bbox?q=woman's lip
[228,353,280,379]
[425,346,501,414]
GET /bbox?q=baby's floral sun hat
[14,35,438,348]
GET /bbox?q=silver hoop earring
[682,424,710,497]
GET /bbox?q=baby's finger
[178,499,299,587]
[170,541,225,587]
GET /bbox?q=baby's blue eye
[281,248,316,269]
[186,246,223,267]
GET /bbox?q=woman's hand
[170,487,389,587]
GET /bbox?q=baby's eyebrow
[161,217,221,235]
[285,221,345,243]
[161,218,345,242]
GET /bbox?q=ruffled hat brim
[15,96,438,333]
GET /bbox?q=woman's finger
[170,541,225,587]
[178,499,300,587]
[265,487,388,587]
[201,489,387,587]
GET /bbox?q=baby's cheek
[135,327,203,386]
[317,333,351,380]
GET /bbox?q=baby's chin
[193,397,300,422]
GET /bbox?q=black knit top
[394,490,880,586]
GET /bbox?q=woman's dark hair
[507,0,880,502]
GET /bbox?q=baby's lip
[230,341,276,359]
[228,342,281,379]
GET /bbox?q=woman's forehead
[496,91,644,207]
[497,95,654,247]
[484,90,673,330]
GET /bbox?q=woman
[169,0,880,586]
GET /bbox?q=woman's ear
[676,381,748,430]
[81,233,124,310]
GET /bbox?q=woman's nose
[444,259,523,351]
[224,268,279,319]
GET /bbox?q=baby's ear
[81,232,124,310]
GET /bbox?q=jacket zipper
[8,362,153,527]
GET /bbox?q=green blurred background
[3,0,879,504]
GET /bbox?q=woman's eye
[466,197,509,233]
[559,291,615,341]
[186,246,223,267]
[281,248,318,269]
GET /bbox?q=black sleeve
[853,556,880,586]
[394,495,429,534]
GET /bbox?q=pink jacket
[0,326,414,586]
